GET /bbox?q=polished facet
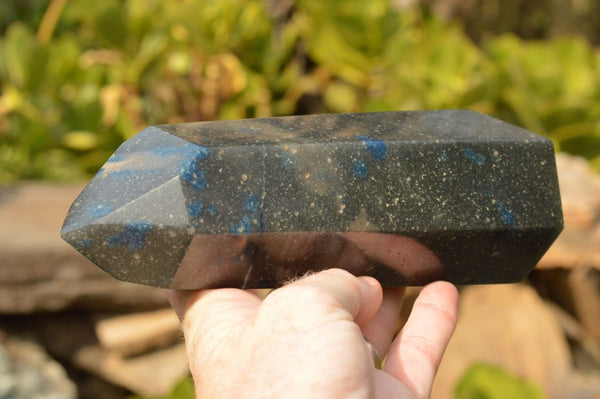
[61,110,563,288]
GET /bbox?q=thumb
[167,288,261,341]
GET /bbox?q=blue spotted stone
[243,194,260,213]
[107,221,153,251]
[231,215,255,234]
[206,204,218,216]
[357,135,388,160]
[181,165,207,191]
[187,201,204,218]
[464,148,486,166]
[353,160,368,178]
[496,201,515,226]
[61,110,563,289]
[281,151,297,169]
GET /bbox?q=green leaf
[128,377,194,399]
[128,31,169,84]
[3,1,600,181]
[95,4,128,47]
[455,363,546,399]
[0,23,48,90]
[62,130,99,151]
[324,81,358,113]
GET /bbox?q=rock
[568,267,600,340]
[3,312,187,398]
[547,301,600,373]
[538,153,600,270]
[534,267,600,341]
[0,184,169,313]
[0,333,77,399]
[62,110,562,289]
[430,284,600,399]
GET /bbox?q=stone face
[61,110,563,289]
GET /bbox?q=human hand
[167,269,459,399]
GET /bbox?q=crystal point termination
[61,110,563,289]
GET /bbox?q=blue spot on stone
[187,201,204,218]
[177,146,210,189]
[244,194,260,213]
[357,135,387,160]
[107,221,152,251]
[354,160,368,178]
[76,239,92,249]
[501,210,515,226]
[181,162,207,190]
[186,144,210,160]
[88,204,112,218]
[495,201,515,226]
[207,204,218,216]
[438,153,449,162]
[281,151,297,170]
[241,216,252,230]
[230,216,254,234]
[464,148,485,166]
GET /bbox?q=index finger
[383,281,459,399]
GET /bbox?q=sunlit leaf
[455,363,545,399]
[62,130,99,151]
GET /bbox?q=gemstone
[61,110,563,289]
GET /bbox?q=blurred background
[0,0,599,398]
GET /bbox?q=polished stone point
[61,110,563,289]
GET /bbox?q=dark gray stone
[61,110,563,288]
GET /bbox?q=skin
[167,268,459,399]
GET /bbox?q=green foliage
[128,377,194,399]
[1,0,599,183]
[455,363,545,399]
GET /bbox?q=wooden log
[73,344,189,397]
[94,309,181,356]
